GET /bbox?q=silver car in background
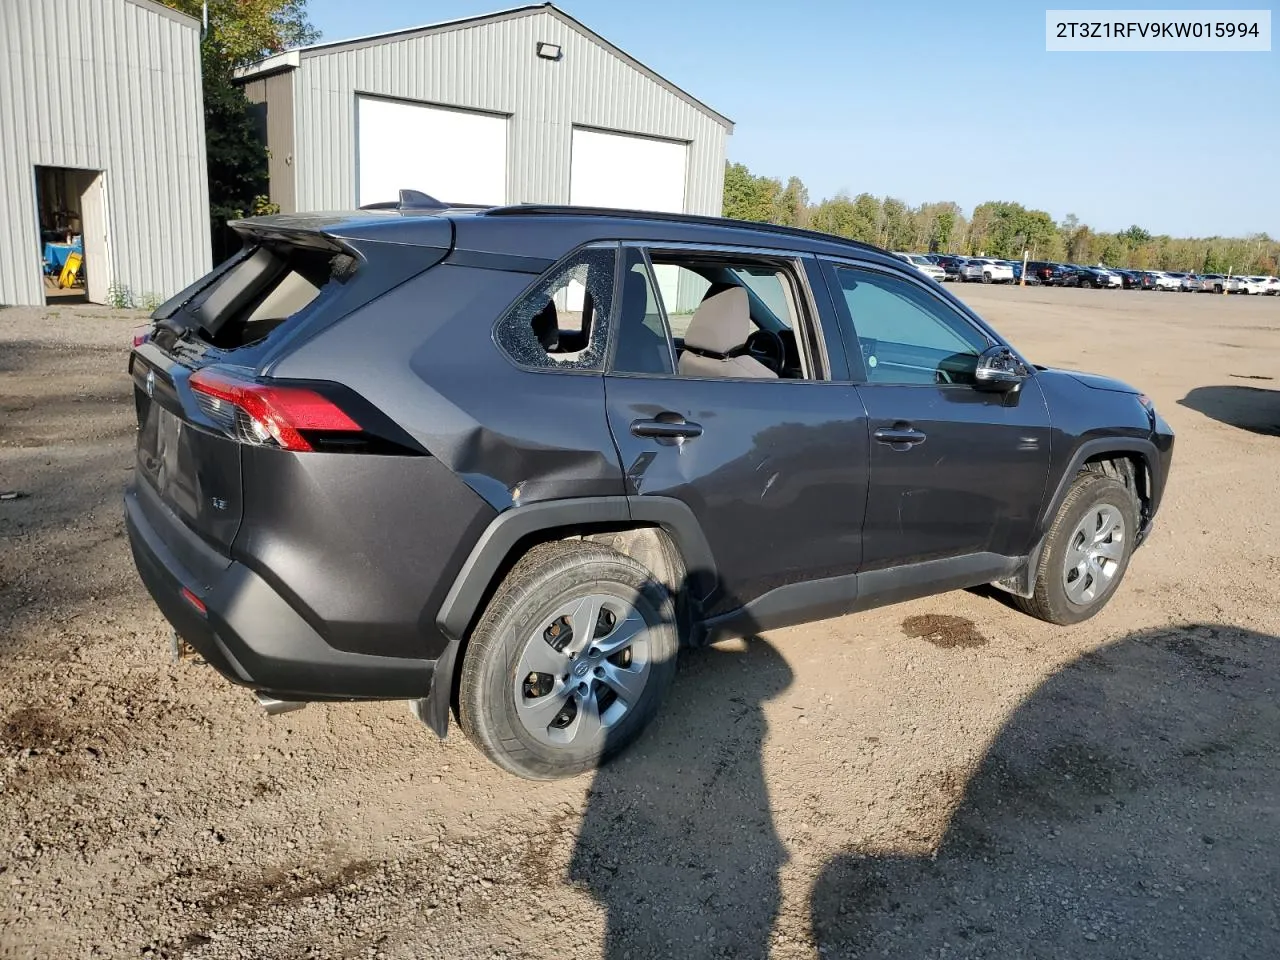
[961,258,1015,283]
[893,252,946,282]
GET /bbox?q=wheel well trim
[419,495,716,738]
[1037,436,1162,543]
[997,437,1161,601]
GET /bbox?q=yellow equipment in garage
[57,251,83,288]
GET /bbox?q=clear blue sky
[305,0,1278,237]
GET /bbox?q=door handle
[874,426,927,447]
[631,417,703,440]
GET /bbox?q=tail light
[132,325,152,347]
[189,367,360,453]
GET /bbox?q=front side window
[611,249,675,376]
[832,265,990,386]
[612,248,815,381]
[494,247,615,371]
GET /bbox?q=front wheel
[982,272,992,284]
[1014,472,1139,625]
[459,541,678,779]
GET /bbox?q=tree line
[723,162,1279,276]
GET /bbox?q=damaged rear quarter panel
[271,263,626,512]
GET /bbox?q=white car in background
[1264,277,1280,295]
[1095,267,1124,288]
[960,258,1015,283]
[893,252,946,282]
[1226,275,1269,295]
[1150,271,1180,291]
[1180,274,1204,292]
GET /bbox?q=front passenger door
[822,260,1052,572]
[604,247,870,622]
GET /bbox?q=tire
[1014,471,1139,626]
[458,540,678,779]
[982,272,992,284]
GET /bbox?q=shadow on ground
[1179,385,1280,436]
[811,624,1280,958]
[570,637,792,959]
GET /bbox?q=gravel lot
[2,287,1278,959]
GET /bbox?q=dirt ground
[2,287,1278,960]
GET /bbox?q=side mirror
[973,345,1028,392]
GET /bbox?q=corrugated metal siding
[241,70,297,212]
[0,0,210,306]
[292,10,726,216]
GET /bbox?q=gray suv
[124,197,1174,779]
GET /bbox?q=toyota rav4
[124,196,1174,780]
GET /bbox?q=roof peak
[235,3,731,130]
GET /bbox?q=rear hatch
[129,214,450,556]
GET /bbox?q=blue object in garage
[43,239,82,274]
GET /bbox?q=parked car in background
[934,255,968,282]
[1263,277,1280,295]
[894,252,946,282]
[1070,266,1113,289]
[1027,261,1070,285]
[122,200,1175,779]
[1200,274,1228,293]
[1098,268,1124,289]
[1115,270,1145,290]
[961,258,1015,283]
[1150,272,1180,291]
[1001,260,1037,283]
[1226,275,1270,295]
[1180,274,1204,292]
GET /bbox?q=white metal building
[236,3,732,218]
[0,0,211,307]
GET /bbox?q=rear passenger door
[603,244,870,624]
[820,259,1052,573]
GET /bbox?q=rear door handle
[874,426,927,447]
[631,417,703,440]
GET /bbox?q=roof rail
[359,189,450,211]
[482,204,882,253]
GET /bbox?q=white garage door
[569,129,687,213]
[570,129,688,311]
[356,96,507,207]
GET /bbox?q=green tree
[809,193,859,239]
[1120,225,1152,247]
[881,197,914,250]
[160,0,318,260]
[163,0,318,65]
[849,193,883,245]
[931,210,956,251]
[774,177,809,227]
[723,162,779,223]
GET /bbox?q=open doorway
[34,166,110,305]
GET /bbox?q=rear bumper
[124,484,434,701]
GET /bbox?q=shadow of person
[811,624,1280,958]
[569,636,793,959]
[1179,384,1280,436]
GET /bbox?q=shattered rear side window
[495,247,616,371]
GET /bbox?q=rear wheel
[1015,471,1138,625]
[459,541,678,779]
[982,272,992,284]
